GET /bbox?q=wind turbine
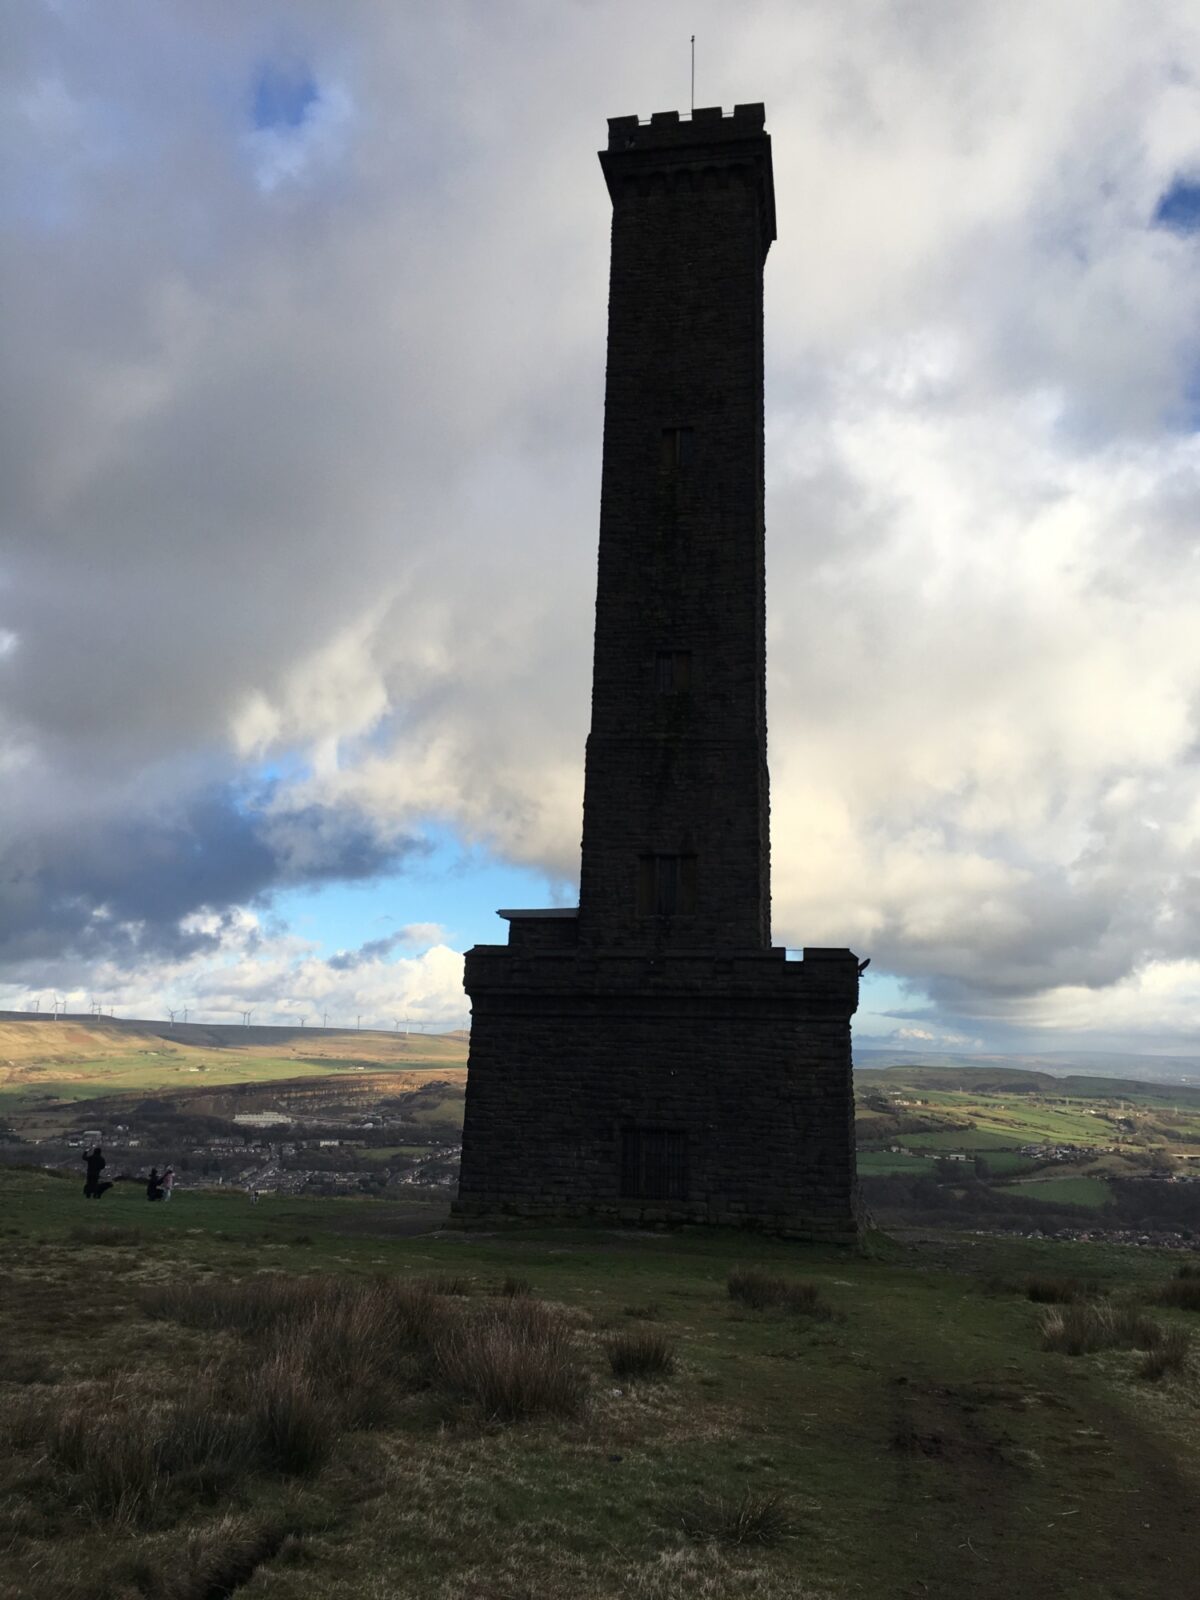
[322,1011,329,1029]
[299,1015,307,1028]
[168,1008,178,1028]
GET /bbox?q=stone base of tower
[454,938,862,1242]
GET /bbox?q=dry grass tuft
[680,1487,798,1547]
[728,1268,827,1317]
[46,1405,167,1528]
[414,1273,472,1297]
[1139,1324,1191,1381]
[140,1273,330,1335]
[430,1297,587,1421]
[242,1349,336,1474]
[1024,1276,1099,1304]
[1040,1302,1166,1357]
[168,1512,287,1600]
[498,1274,533,1298]
[1158,1277,1200,1312]
[605,1328,677,1380]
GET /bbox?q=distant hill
[855,1060,1200,1107]
[855,1047,1200,1087]
[0,1013,465,1065]
[0,1014,468,1130]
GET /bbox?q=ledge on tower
[495,907,580,953]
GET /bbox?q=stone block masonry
[454,105,862,1239]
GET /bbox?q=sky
[2,0,1200,1054]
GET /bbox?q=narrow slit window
[620,1127,688,1200]
[655,649,693,692]
[660,426,695,471]
[637,853,698,916]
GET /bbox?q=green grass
[896,1127,1022,1151]
[1,1168,1197,1600]
[0,1054,352,1110]
[359,1145,428,1164]
[1006,1176,1112,1208]
[974,1150,1038,1175]
[856,1151,931,1174]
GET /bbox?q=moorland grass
[1158,1276,1200,1311]
[66,1221,143,1247]
[680,1488,797,1547]
[727,1267,827,1316]
[605,1328,677,1380]
[429,1296,587,1422]
[3,1168,1200,1600]
[1024,1275,1100,1304]
[1040,1302,1166,1357]
[1138,1324,1191,1381]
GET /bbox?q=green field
[855,1150,931,1174]
[975,1150,1037,1175]
[1007,1176,1113,1208]
[0,1054,358,1112]
[360,1144,432,1164]
[896,1127,1022,1151]
[0,1169,1196,1600]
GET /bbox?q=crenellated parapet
[600,104,776,259]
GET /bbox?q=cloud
[326,922,444,970]
[1,911,469,1031]
[2,2,1200,1046]
[0,785,423,970]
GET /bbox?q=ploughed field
[1,1169,1197,1600]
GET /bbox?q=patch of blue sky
[252,65,318,131]
[243,751,313,792]
[269,821,576,958]
[1153,176,1200,234]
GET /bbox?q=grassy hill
[856,1047,1200,1086]
[0,1169,1196,1599]
[0,1015,467,1126]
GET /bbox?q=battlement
[600,104,775,252]
[606,104,766,150]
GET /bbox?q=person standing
[162,1166,176,1202]
[82,1145,110,1199]
[146,1167,164,1201]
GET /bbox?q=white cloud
[3,2,1200,1046]
[1,913,469,1032]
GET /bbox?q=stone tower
[454,105,861,1239]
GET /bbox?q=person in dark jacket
[82,1145,111,1199]
[146,1167,165,1201]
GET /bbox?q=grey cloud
[0,786,423,968]
[326,931,408,971]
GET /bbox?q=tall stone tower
[454,105,861,1239]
